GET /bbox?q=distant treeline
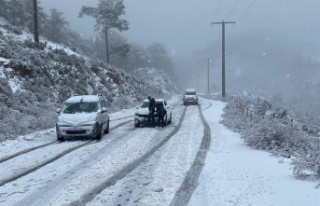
[0,0,175,77]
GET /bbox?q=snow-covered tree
[124,43,150,70]
[0,0,8,19]
[43,9,69,43]
[79,0,129,64]
[147,43,175,77]
[3,0,27,27]
[1,0,47,34]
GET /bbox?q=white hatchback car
[183,88,198,105]
[56,95,110,141]
[134,98,172,127]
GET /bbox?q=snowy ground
[189,100,320,206]
[0,96,319,206]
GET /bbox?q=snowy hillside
[0,18,180,141]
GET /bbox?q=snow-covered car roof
[185,88,196,92]
[65,95,100,103]
[142,98,165,103]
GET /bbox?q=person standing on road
[156,103,167,127]
[147,96,156,127]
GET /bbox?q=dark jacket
[156,103,166,116]
[149,98,155,113]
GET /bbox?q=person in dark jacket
[147,96,156,127]
[156,103,167,127]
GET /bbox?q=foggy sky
[39,0,320,120]
[40,0,320,57]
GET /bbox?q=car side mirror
[56,108,61,113]
[101,107,107,113]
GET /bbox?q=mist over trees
[0,0,175,77]
[175,27,320,124]
[0,0,47,33]
[79,0,129,64]
[43,9,69,43]
[147,43,175,77]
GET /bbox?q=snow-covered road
[0,96,319,206]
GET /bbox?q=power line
[237,0,258,21]
[225,0,259,39]
[225,0,240,20]
[212,0,222,21]
[226,24,236,39]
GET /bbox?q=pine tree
[79,0,129,64]
[43,9,69,43]
[147,43,175,77]
[0,0,8,19]
[5,0,26,27]
[2,0,47,37]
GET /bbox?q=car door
[100,99,108,126]
[164,101,171,116]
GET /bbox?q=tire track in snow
[0,120,132,164]
[98,106,203,206]
[13,121,141,206]
[170,102,212,206]
[0,120,132,187]
[185,99,212,117]
[110,116,133,122]
[0,141,57,164]
[68,106,188,206]
[0,141,93,187]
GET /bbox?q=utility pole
[197,73,199,92]
[33,0,39,43]
[211,20,235,97]
[105,29,110,64]
[207,58,210,94]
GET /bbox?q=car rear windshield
[63,102,98,113]
[140,101,149,108]
[185,91,196,95]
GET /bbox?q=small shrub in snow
[292,137,320,178]
[2,24,22,35]
[244,119,296,153]
[0,90,56,141]
[0,46,13,59]
[112,96,135,111]
[53,48,68,56]
[222,94,320,179]
[0,78,12,96]
[108,72,123,85]
[23,39,46,50]
[8,60,32,77]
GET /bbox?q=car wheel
[95,123,103,140]
[135,123,140,128]
[104,120,109,134]
[164,114,168,127]
[57,136,65,142]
